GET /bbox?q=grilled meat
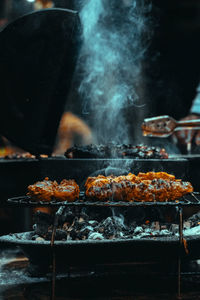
[137,172,176,181]
[27,177,80,202]
[3,152,36,159]
[54,179,80,202]
[85,172,193,202]
[65,144,168,159]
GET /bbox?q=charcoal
[70,229,78,240]
[79,211,90,222]
[80,225,94,233]
[67,234,72,241]
[143,228,152,234]
[44,230,53,240]
[160,225,167,230]
[184,221,191,229]
[98,227,104,233]
[139,232,151,238]
[151,230,160,236]
[75,221,87,231]
[71,217,87,231]
[31,234,40,240]
[78,217,85,223]
[35,236,45,242]
[71,228,87,239]
[170,224,179,234]
[159,229,171,236]
[33,211,53,236]
[98,216,126,238]
[88,220,99,227]
[151,222,160,231]
[33,211,53,226]
[88,232,104,240]
[45,229,68,241]
[59,209,75,224]
[55,229,68,240]
[63,222,69,230]
[187,211,200,226]
[134,226,143,235]
[32,206,200,242]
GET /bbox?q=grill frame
[1,231,200,264]
[7,192,200,207]
[2,156,199,299]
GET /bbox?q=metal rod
[22,208,31,231]
[50,206,66,300]
[187,142,192,155]
[51,250,56,300]
[7,192,200,207]
[177,207,183,299]
[50,221,57,300]
[177,257,182,300]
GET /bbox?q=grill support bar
[178,207,183,299]
[50,206,65,300]
[7,192,200,207]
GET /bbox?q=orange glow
[34,0,54,9]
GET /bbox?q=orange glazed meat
[54,179,80,202]
[27,177,80,202]
[85,172,193,202]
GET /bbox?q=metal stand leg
[68,266,71,279]
[50,206,65,300]
[51,249,56,300]
[177,207,183,300]
[50,218,57,300]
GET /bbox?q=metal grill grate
[7,192,200,207]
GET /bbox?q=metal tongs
[142,115,200,138]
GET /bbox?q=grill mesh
[7,192,200,207]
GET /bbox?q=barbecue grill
[2,189,200,299]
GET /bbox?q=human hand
[172,114,200,146]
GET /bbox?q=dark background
[1,0,200,120]
[144,0,200,120]
[1,0,200,152]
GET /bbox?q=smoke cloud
[77,0,151,144]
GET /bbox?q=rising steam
[77,0,151,144]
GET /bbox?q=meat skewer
[27,177,80,202]
[85,172,193,202]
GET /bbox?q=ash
[0,250,46,289]
[31,207,200,242]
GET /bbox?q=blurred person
[53,112,92,155]
[0,112,92,157]
[173,84,200,147]
[0,0,10,29]
[34,0,54,10]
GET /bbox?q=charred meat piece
[3,152,36,159]
[137,172,176,181]
[27,177,57,202]
[65,144,111,158]
[54,179,80,202]
[85,175,114,200]
[119,145,168,159]
[27,177,80,202]
[65,144,168,159]
[85,172,193,202]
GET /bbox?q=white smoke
[77,0,151,144]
